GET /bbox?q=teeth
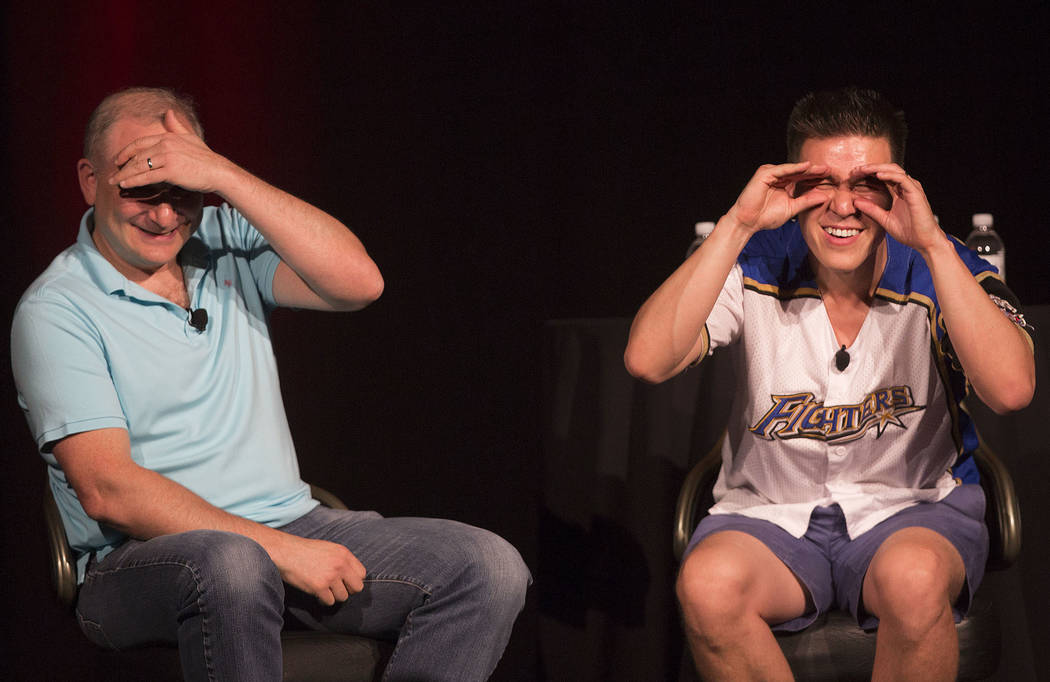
[825,227,860,238]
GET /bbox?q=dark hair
[786,87,907,163]
[83,87,204,162]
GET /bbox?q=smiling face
[794,135,894,290]
[77,116,203,281]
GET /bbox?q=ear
[77,158,97,205]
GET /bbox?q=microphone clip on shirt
[835,344,850,371]
[189,308,209,333]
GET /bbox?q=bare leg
[676,531,808,682]
[863,527,966,682]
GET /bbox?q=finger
[796,163,829,177]
[110,155,168,188]
[316,588,336,607]
[772,164,830,190]
[750,161,806,183]
[853,162,905,177]
[769,160,819,176]
[347,555,366,593]
[791,189,830,214]
[164,109,196,137]
[767,161,824,183]
[345,573,364,595]
[854,196,893,226]
[112,171,159,189]
[112,135,167,169]
[857,165,916,193]
[873,170,928,203]
[330,580,350,603]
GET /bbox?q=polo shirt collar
[76,208,129,297]
[74,208,207,305]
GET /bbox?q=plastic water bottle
[686,221,715,258]
[965,213,1005,279]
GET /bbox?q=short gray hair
[83,87,204,162]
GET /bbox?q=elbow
[987,382,1035,415]
[980,371,1035,415]
[368,271,385,302]
[624,343,669,385]
[69,473,136,529]
[355,270,385,308]
[76,486,119,526]
[333,268,385,311]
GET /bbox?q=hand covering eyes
[119,183,199,202]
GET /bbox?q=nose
[147,201,181,231]
[829,185,857,218]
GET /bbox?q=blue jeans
[75,506,531,681]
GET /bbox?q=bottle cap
[695,221,715,236]
[972,213,994,227]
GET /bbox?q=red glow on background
[6,1,320,279]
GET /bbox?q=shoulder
[738,220,814,292]
[14,245,99,326]
[878,234,1000,302]
[191,204,263,250]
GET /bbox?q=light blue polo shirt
[12,205,318,579]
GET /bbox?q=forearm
[82,457,298,564]
[921,237,1035,413]
[625,215,753,383]
[213,162,384,310]
[56,428,364,603]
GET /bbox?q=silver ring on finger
[147,157,154,171]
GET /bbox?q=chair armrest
[973,441,1022,569]
[673,434,724,562]
[310,484,349,511]
[44,480,78,610]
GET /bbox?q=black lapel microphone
[835,344,850,371]
[189,308,209,333]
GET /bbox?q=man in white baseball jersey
[624,88,1034,681]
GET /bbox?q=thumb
[792,190,827,215]
[164,109,195,136]
[853,197,893,228]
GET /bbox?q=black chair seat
[774,589,999,681]
[95,631,387,682]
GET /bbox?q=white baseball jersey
[697,220,1032,539]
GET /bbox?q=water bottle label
[982,253,1005,278]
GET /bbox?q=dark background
[2,2,1047,680]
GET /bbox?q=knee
[676,550,753,631]
[865,545,956,633]
[179,530,284,607]
[449,526,531,616]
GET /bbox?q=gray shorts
[684,484,989,631]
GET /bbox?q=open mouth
[134,224,180,238]
[823,226,861,239]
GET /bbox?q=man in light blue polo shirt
[11,87,529,682]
